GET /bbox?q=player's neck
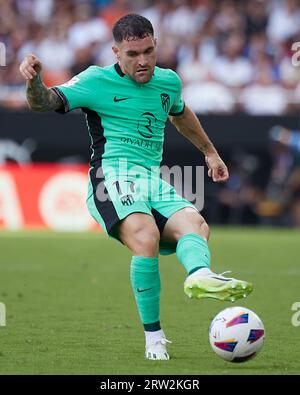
[118,62,126,76]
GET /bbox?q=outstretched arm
[169,105,229,182]
[19,54,63,112]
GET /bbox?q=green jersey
[54,63,185,172]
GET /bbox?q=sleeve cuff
[169,103,185,116]
[51,87,70,114]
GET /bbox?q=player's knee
[193,214,210,240]
[174,212,210,240]
[200,218,210,240]
[131,226,160,256]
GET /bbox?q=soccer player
[19,14,253,360]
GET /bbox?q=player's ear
[112,44,120,60]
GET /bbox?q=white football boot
[145,337,172,360]
[184,269,253,302]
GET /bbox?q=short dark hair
[112,14,154,43]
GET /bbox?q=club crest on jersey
[161,93,170,113]
[121,194,134,206]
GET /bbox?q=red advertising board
[0,164,99,231]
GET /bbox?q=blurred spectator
[71,47,95,76]
[239,63,289,115]
[244,0,269,38]
[216,150,261,224]
[211,33,254,89]
[0,57,26,109]
[15,0,54,24]
[17,23,46,62]
[95,39,117,67]
[141,0,175,38]
[295,81,300,103]
[256,126,300,226]
[246,32,275,63]
[161,0,209,39]
[270,125,300,152]
[286,167,300,226]
[98,0,131,28]
[177,37,210,84]
[267,0,300,43]
[68,3,110,50]
[156,34,178,70]
[213,0,245,34]
[36,22,74,85]
[182,73,235,113]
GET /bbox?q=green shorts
[86,164,198,255]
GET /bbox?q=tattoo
[26,75,63,112]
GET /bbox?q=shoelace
[147,338,172,348]
[218,271,232,277]
[157,338,172,346]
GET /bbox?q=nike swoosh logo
[137,287,153,293]
[211,277,231,282]
[114,96,131,102]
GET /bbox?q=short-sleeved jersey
[53,63,185,172]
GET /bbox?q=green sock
[176,233,211,275]
[130,256,161,331]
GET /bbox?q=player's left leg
[161,207,253,302]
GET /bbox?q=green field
[0,228,299,375]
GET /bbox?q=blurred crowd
[0,0,300,113]
[214,125,300,227]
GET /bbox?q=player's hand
[19,54,42,81]
[205,154,229,183]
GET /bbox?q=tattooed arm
[25,74,63,112]
[20,54,63,112]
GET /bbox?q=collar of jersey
[114,63,126,77]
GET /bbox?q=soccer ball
[209,306,265,363]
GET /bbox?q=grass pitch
[0,228,299,375]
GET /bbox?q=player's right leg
[150,176,253,302]
[86,168,170,360]
[117,213,171,360]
